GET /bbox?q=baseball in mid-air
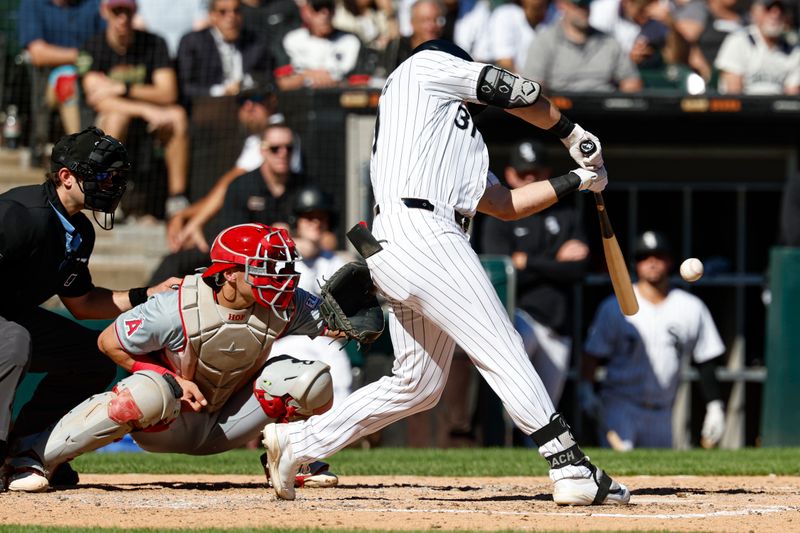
[680,258,704,282]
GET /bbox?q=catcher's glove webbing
[319,261,384,349]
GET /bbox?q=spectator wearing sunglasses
[148,123,303,282]
[273,0,362,90]
[177,0,276,98]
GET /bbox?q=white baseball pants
[284,207,563,461]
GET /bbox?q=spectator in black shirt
[481,140,589,411]
[218,123,301,230]
[78,0,191,219]
[0,127,179,491]
[147,122,302,282]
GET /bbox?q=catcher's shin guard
[15,370,182,472]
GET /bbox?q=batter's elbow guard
[476,65,541,108]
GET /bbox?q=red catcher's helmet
[203,223,302,314]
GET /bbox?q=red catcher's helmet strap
[253,386,297,423]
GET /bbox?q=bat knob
[579,140,596,156]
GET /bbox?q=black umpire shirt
[0,182,95,318]
[481,201,587,336]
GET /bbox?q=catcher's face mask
[204,223,302,314]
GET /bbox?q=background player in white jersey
[579,230,727,450]
[5,223,353,492]
[263,39,630,506]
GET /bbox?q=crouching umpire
[0,127,179,488]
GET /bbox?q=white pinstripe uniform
[279,50,581,478]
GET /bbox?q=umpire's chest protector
[179,275,290,412]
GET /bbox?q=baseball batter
[6,224,340,492]
[263,40,630,506]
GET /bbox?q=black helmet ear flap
[411,39,473,62]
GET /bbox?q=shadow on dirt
[632,487,765,496]
[56,481,267,491]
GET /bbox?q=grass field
[3,447,799,533]
[70,446,800,477]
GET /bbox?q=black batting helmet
[411,39,473,62]
[290,186,337,228]
[633,231,672,261]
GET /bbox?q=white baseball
[680,258,704,282]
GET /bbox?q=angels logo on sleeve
[124,318,143,338]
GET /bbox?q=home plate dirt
[2,475,800,531]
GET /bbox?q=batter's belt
[374,197,471,232]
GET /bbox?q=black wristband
[697,359,722,403]
[128,287,149,307]
[548,114,575,139]
[123,81,131,97]
[549,172,582,199]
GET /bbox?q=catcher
[5,223,384,492]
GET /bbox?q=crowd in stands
[7,0,800,221]
[3,0,792,453]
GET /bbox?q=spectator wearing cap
[520,0,643,92]
[715,0,800,95]
[176,0,276,98]
[273,0,362,90]
[579,230,727,451]
[148,122,303,282]
[273,185,353,407]
[78,0,191,219]
[17,0,105,142]
[480,140,589,424]
[0,127,179,486]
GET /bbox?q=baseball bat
[579,140,639,316]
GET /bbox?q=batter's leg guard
[531,413,630,506]
[7,371,182,492]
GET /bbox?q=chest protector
[180,274,290,412]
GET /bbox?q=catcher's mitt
[319,261,384,348]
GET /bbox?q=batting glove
[573,167,608,193]
[562,124,604,170]
[701,400,726,447]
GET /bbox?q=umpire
[0,127,177,487]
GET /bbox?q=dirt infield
[2,475,800,531]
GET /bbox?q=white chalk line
[336,505,798,520]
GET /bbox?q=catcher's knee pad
[22,370,182,470]
[254,354,333,422]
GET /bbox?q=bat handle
[593,191,605,206]
[579,140,597,156]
